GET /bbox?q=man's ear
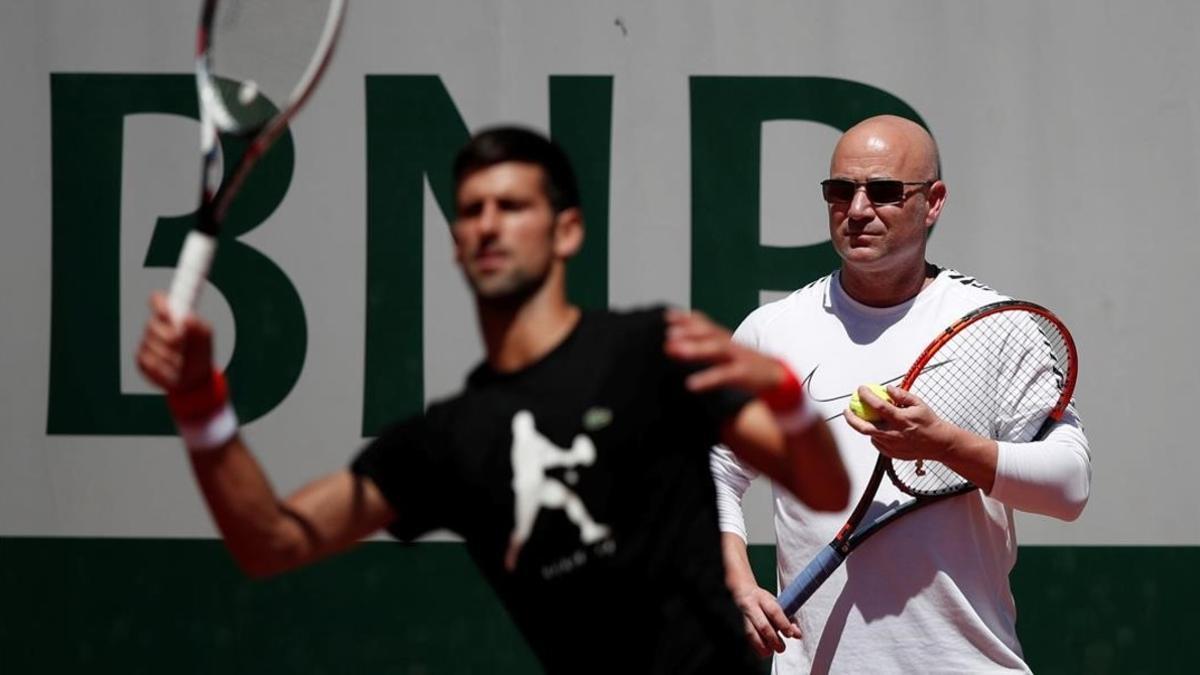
[553,207,585,258]
[925,180,948,228]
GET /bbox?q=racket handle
[777,544,847,616]
[167,230,217,322]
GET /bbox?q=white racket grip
[168,231,217,322]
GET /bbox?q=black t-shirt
[352,307,758,674]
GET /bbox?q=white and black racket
[777,300,1079,615]
[167,0,348,320]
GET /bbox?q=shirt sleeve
[709,444,761,542]
[350,413,449,540]
[706,310,765,542]
[989,407,1091,521]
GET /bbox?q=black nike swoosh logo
[801,359,955,404]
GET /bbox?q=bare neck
[839,260,937,308]
[476,271,581,373]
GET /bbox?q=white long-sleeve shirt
[711,268,1091,674]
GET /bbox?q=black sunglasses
[821,179,934,205]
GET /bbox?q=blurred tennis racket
[167,0,348,320]
[777,300,1079,616]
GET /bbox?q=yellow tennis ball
[849,383,892,422]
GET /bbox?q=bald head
[831,115,940,182]
[823,114,948,304]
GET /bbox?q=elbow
[1051,483,1090,522]
[789,467,850,513]
[831,471,852,511]
[239,563,277,581]
[993,437,1091,522]
[816,473,851,512]
[230,548,292,580]
[1034,493,1087,522]
[1058,457,1092,522]
[795,425,850,512]
[225,529,309,580]
[1001,474,1090,522]
[1058,501,1086,523]
[806,492,850,513]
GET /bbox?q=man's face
[452,162,562,302]
[826,131,943,274]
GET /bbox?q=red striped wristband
[760,360,819,433]
[761,361,803,411]
[167,370,238,451]
[167,370,229,421]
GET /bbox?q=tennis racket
[167,0,348,320]
[777,300,1079,616]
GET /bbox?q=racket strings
[891,309,1073,496]
[205,0,340,129]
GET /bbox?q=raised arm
[663,309,849,512]
[137,293,395,577]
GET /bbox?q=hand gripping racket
[167,0,348,320]
[777,300,1079,616]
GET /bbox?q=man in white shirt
[711,115,1091,673]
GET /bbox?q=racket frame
[168,0,348,320]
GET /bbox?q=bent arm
[851,385,1090,520]
[906,415,1090,521]
[137,292,396,577]
[189,436,395,578]
[721,401,848,512]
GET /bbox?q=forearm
[939,427,1000,493]
[721,531,761,593]
[189,437,314,577]
[784,418,850,511]
[721,402,849,512]
[939,419,1090,520]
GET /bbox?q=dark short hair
[452,126,581,213]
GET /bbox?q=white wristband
[774,398,821,434]
[175,401,239,452]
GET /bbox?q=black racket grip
[777,544,847,616]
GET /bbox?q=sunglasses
[821,179,935,205]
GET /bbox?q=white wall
[2,1,1196,545]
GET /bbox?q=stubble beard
[474,272,535,305]
[463,220,561,310]
[469,260,552,311]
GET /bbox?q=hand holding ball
[849,383,892,422]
